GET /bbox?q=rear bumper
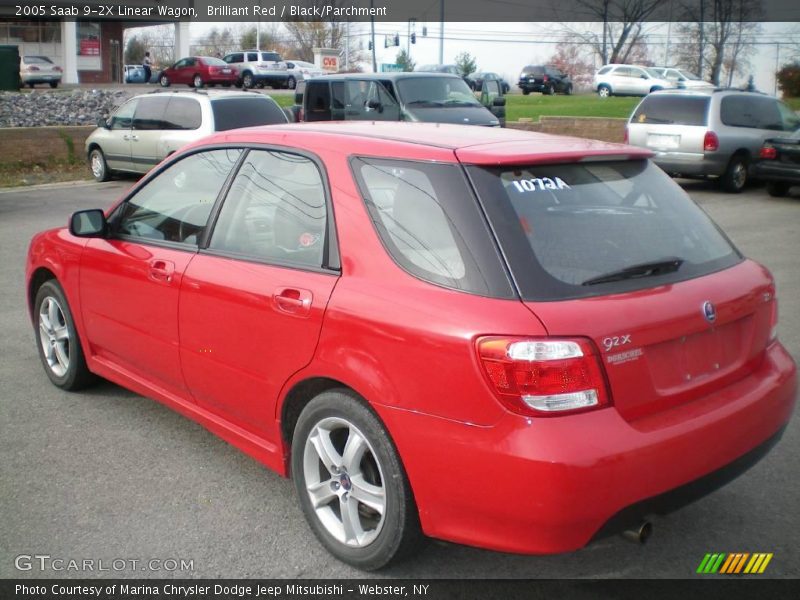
[752,162,800,184]
[651,151,729,177]
[21,74,61,84]
[518,81,546,92]
[378,342,796,554]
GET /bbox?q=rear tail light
[476,337,611,417]
[543,75,549,82]
[27,65,40,72]
[53,66,62,72]
[759,146,777,160]
[704,131,719,152]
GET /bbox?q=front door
[343,79,401,121]
[179,148,339,439]
[131,95,170,171]
[79,149,242,399]
[104,97,138,172]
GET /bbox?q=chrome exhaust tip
[621,521,653,544]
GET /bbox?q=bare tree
[546,43,596,88]
[674,0,763,86]
[558,0,661,65]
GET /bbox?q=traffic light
[411,33,416,44]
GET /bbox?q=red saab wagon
[26,123,796,570]
[158,56,237,88]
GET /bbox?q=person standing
[142,51,152,84]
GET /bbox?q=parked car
[518,65,572,95]
[222,50,289,89]
[28,122,796,570]
[753,129,800,197]
[472,71,511,94]
[20,55,62,88]
[627,89,800,192]
[594,64,674,97]
[650,67,714,90]
[158,56,238,88]
[85,91,289,181]
[293,72,504,126]
[416,64,477,89]
[284,60,326,89]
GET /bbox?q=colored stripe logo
[696,553,773,574]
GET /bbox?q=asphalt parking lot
[1,179,798,579]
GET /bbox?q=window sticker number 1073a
[511,177,571,193]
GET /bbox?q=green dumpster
[0,45,21,91]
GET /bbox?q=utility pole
[345,21,350,71]
[665,0,673,67]
[370,0,377,72]
[439,0,444,64]
[775,42,780,95]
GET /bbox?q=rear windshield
[523,66,545,76]
[631,95,710,126]
[467,160,741,301]
[25,56,53,64]
[396,77,480,107]
[202,57,227,66]
[211,97,288,131]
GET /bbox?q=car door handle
[148,259,175,283]
[273,287,312,316]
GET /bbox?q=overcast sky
[185,21,800,94]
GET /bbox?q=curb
[0,179,111,195]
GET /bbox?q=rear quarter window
[631,95,710,126]
[721,96,783,130]
[467,160,741,301]
[211,97,288,131]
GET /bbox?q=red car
[158,56,237,88]
[26,123,796,570]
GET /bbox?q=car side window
[173,59,187,69]
[133,96,169,131]
[110,98,138,130]
[305,82,331,120]
[720,96,779,129]
[209,150,328,269]
[163,97,202,130]
[247,52,258,62]
[115,149,242,246]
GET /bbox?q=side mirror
[69,209,107,238]
[96,116,109,129]
[493,97,506,107]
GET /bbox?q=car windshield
[396,77,480,107]
[211,97,288,130]
[645,68,664,78]
[678,70,702,80]
[467,160,741,300]
[25,56,53,64]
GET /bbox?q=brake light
[476,337,611,416]
[704,131,719,151]
[543,75,549,82]
[760,146,777,160]
[53,66,62,72]
[27,65,40,72]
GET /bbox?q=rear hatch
[628,94,711,154]
[466,158,775,421]
[520,66,546,85]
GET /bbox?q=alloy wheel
[38,296,70,377]
[302,417,386,548]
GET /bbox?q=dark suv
[518,65,573,95]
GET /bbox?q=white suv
[593,65,675,98]
[85,90,289,182]
[222,50,289,89]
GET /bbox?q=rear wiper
[642,117,674,124]
[581,257,684,286]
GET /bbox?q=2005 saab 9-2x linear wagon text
[26,122,796,570]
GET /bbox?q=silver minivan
[85,91,288,182]
[627,89,800,192]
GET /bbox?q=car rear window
[467,160,741,301]
[631,95,710,126]
[523,66,545,76]
[211,97,288,131]
[352,158,514,298]
[25,56,53,64]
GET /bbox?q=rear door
[179,148,339,439]
[466,159,772,422]
[343,79,400,121]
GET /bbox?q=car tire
[159,74,170,87]
[720,154,749,193]
[522,89,530,95]
[193,74,204,89]
[543,84,555,95]
[49,81,58,89]
[287,76,297,90]
[242,72,254,89]
[766,181,791,197]
[597,84,611,98]
[88,148,111,182]
[564,83,573,95]
[33,280,95,391]
[292,390,424,570]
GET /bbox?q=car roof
[648,88,769,98]
[306,72,462,82]
[132,90,280,103]
[193,121,652,165]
